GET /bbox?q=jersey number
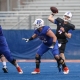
[58,30,62,34]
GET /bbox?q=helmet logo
[33,19,44,29]
[67,12,70,15]
[37,20,42,24]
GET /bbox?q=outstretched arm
[22,34,37,42]
[31,34,37,39]
[48,13,57,23]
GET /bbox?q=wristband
[51,14,54,16]
[52,42,56,46]
[29,37,33,41]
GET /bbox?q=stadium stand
[0,0,80,29]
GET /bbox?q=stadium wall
[0,0,26,11]
[3,29,80,59]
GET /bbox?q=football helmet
[33,19,44,29]
[63,11,72,22]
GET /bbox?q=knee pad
[35,55,41,63]
[56,57,64,64]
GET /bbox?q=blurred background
[0,0,80,59]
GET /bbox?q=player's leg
[59,43,66,61]
[0,54,8,73]
[0,37,23,74]
[52,49,69,74]
[31,43,49,74]
[51,42,69,74]
[31,54,41,74]
[60,53,65,61]
[57,43,66,71]
[1,49,23,74]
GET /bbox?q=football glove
[22,38,29,42]
[49,42,56,48]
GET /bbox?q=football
[50,6,58,13]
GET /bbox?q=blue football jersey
[34,26,53,46]
[0,25,8,47]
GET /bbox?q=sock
[2,62,7,68]
[62,63,66,68]
[36,63,40,69]
[16,64,19,67]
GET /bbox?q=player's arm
[46,29,57,43]
[22,34,37,42]
[28,34,37,41]
[64,32,72,38]
[48,13,57,23]
[65,24,75,38]
[64,30,72,38]
[48,14,54,23]
[31,34,37,39]
[60,27,72,38]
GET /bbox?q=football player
[48,11,75,71]
[23,19,69,74]
[0,25,23,74]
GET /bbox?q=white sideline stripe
[0,59,80,62]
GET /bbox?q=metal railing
[0,11,80,29]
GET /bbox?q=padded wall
[3,29,80,59]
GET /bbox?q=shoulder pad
[68,23,75,30]
[42,26,51,34]
[56,17,64,23]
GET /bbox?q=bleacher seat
[0,0,80,29]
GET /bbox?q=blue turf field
[0,62,80,80]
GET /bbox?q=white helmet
[33,19,44,29]
[63,11,72,22]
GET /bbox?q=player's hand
[52,12,57,15]
[49,42,56,48]
[22,38,29,42]
[60,27,65,32]
[49,45,54,48]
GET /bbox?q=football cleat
[63,67,69,74]
[57,62,62,72]
[2,68,8,73]
[16,66,23,74]
[58,66,62,72]
[31,68,40,74]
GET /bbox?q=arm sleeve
[68,29,73,33]
[34,30,38,34]
[43,26,51,34]
[54,19,58,24]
